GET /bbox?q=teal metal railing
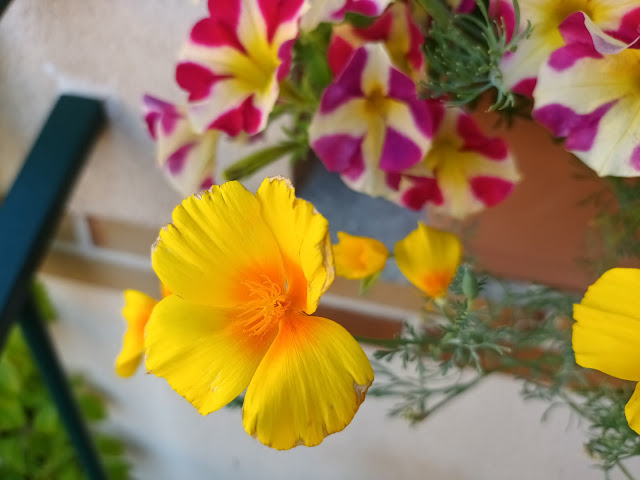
[0,95,108,479]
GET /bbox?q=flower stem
[222,142,299,181]
[617,461,635,480]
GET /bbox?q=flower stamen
[238,275,291,336]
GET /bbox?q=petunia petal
[153,182,285,308]
[300,0,346,31]
[255,177,334,314]
[309,45,432,198]
[490,0,640,96]
[302,0,393,31]
[391,103,519,218]
[533,21,640,177]
[242,312,373,450]
[142,94,219,196]
[573,268,640,381]
[178,0,306,135]
[328,2,424,80]
[625,383,640,435]
[145,295,278,415]
[394,223,462,298]
[333,231,389,279]
[115,290,157,378]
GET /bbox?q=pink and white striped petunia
[328,2,424,80]
[308,44,433,197]
[301,0,392,31]
[533,13,640,177]
[490,0,640,96]
[143,95,219,196]
[387,100,520,219]
[176,0,307,136]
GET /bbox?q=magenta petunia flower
[328,1,424,80]
[387,100,520,219]
[308,44,433,197]
[176,0,306,136]
[490,0,640,97]
[533,12,640,177]
[143,95,219,196]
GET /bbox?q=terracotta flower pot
[430,111,612,292]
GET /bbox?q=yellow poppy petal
[394,223,462,298]
[152,181,286,308]
[579,268,640,319]
[255,177,334,314]
[333,232,389,279]
[573,268,640,381]
[160,283,172,299]
[625,383,640,435]
[242,313,374,450]
[145,295,278,415]
[115,290,157,378]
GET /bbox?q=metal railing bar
[0,95,105,347]
[20,298,108,480]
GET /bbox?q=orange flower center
[238,275,291,336]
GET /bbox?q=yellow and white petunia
[394,223,462,298]
[533,12,640,177]
[490,0,640,96]
[145,177,374,449]
[309,44,433,198]
[387,100,520,219]
[573,268,640,434]
[177,0,307,136]
[142,95,219,196]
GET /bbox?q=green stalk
[222,142,299,181]
[616,461,635,480]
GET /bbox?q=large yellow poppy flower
[145,177,374,450]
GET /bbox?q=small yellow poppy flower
[573,268,640,434]
[333,232,389,279]
[115,290,158,378]
[394,223,462,298]
[145,177,374,450]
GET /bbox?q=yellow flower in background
[333,232,389,280]
[394,223,462,298]
[145,177,374,450]
[573,268,640,434]
[116,285,172,378]
[116,290,158,378]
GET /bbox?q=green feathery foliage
[420,0,532,110]
[363,267,640,479]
